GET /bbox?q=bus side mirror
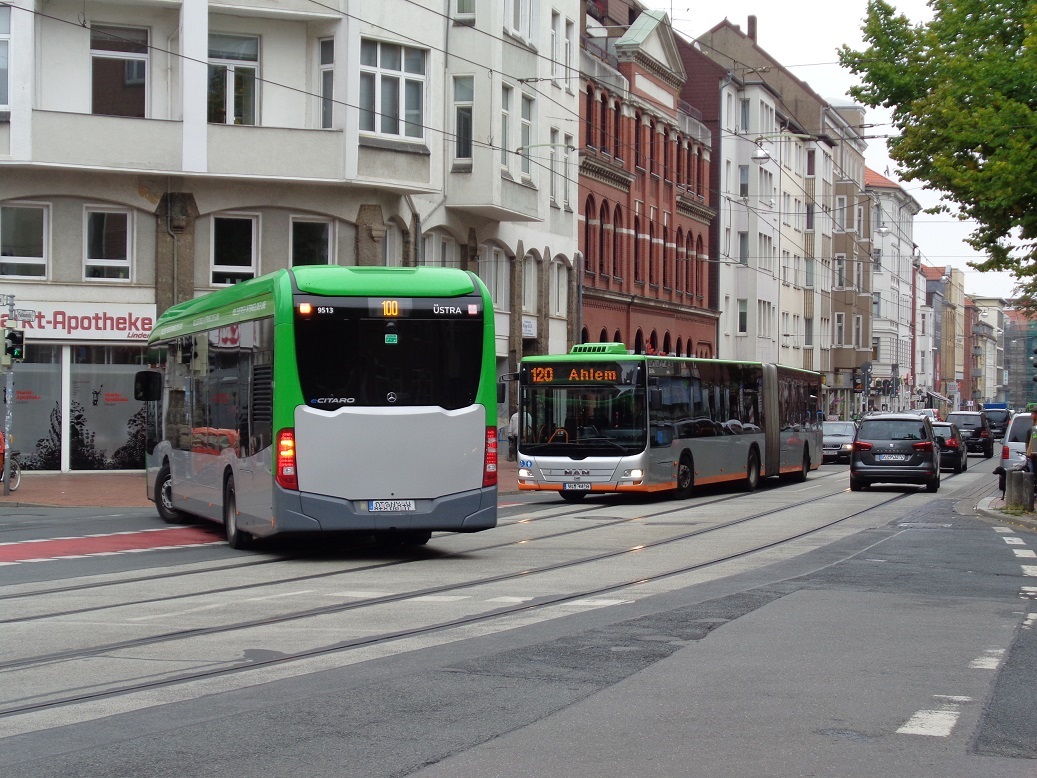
[134,370,162,402]
[497,382,506,404]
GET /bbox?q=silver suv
[850,413,940,492]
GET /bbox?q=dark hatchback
[931,421,968,473]
[823,420,857,463]
[850,413,940,492]
[946,411,994,457]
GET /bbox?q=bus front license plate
[369,500,416,512]
[563,483,591,490]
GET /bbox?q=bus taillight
[276,429,299,490]
[483,427,498,487]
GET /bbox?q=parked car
[946,411,994,457]
[998,412,1032,478]
[913,408,940,422]
[822,420,857,463]
[850,413,941,492]
[983,407,1011,440]
[931,421,968,473]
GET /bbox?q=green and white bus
[515,343,822,501]
[134,265,499,548]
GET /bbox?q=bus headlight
[518,467,534,478]
[622,468,644,479]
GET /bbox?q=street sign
[11,309,36,321]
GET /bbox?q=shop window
[0,203,47,278]
[211,214,257,285]
[85,208,131,280]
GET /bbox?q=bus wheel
[674,454,694,499]
[794,449,810,482]
[745,450,761,492]
[155,464,186,524]
[224,478,252,550]
[559,489,587,503]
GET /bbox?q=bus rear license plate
[369,500,416,512]
[563,483,591,490]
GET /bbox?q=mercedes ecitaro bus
[134,265,499,548]
[515,343,822,501]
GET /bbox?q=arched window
[696,234,706,302]
[612,205,622,277]
[634,329,644,354]
[633,216,642,283]
[614,329,622,343]
[584,195,596,273]
[634,112,642,168]
[581,326,589,344]
[690,148,698,194]
[648,222,656,286]
[674,228,684,292]
[599,327,608,342]
[676,337,683,356]
[613,101,622,158]
[676,142,684,188]
[648,119,656,175]
[663,332,671,355]
[662,226,670,289]
[686,232,696,297]
[599,201,609,275]
[649,330,659,353]
[585,86,596,148]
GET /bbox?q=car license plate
[563,483,591,490]
[876,454,907,462]
[369,500,416,512]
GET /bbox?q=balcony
[30,111,182,172]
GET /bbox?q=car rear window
[947,414,981,429]
[986,410,1010,425]
[1006,415,1033,443]
[858,420,928,441]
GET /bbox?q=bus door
[647,385,675,486]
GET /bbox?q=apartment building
[0,0,579,470]
[578,3,717,356]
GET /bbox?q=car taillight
[979,429,989,438]
[276,428,299,490]
[912,441,934,452]
[853,441,873,451]
[483,426,498,488]
[946,437,960,448]
[1002,445,1010,459]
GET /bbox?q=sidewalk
[975,494,1037,533]
[0,458,524,509]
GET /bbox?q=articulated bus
[134,265,499,548]
[516,343,822,501]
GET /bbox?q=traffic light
[4,326,24,362]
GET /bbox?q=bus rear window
[294,297,483,410]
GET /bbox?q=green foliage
[839,0,1037,306]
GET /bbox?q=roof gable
[614,9,686,85]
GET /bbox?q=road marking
[994,527,1015,533]
[0,527,225,563]
[487,596,535,603]
[1003,537,1026,545]
[969,649,1004,669]
[897,696,971,737]
[1014,549,1037,558]
[1020,587,1037,600]
[1022,566,1037,577]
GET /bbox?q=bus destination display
[525,361,638,386]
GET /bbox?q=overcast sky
[641,0,1017,300]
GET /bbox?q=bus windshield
[521,384,648,455]
[294,295,484,410]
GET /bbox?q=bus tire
[794,449,810,482]
[224,477,252,550]
[745,449,761,492]
[155,464,186,524]
[559,489,587,503]
[674,453,694,499]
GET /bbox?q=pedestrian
[1026,403,1037,477]
[507,410,520,462]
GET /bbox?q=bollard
[1006,470,1035,511]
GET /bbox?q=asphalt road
[1,459,1034,778]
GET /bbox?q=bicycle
[0,450,22,492]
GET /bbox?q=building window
[565,19,575,92]
[551,259,566,316]
[522,252,537,313]
[319,38,334,129]
[520,93,534,176]
[834,195,847,230]
[290,219,331,266]
[382,222,401,267]
[0,203,47,278]
[873,247,882,269]
[423,233,459,267]
[453,76,474,160]
[854,315,863,348]
[738,165,749,198]
[563,133,574,208]
[208,34,259,125]
[0,5,9,109]
[84,209,131,280]
[90,26,148,118]
[835,313,845,346]
[507,0,532,40]
[501,85,512,168]
[873,291,881,317]
[738,231,749,264]
[549,127,560,203]
[211,214,257,285]
[479,246,510,309]
[359,39,425,139]
[739,98,750,132]
[737,299,748,334]
[872,336,881,361]
[834,254,846,287]
[551,11,562,83]
[804,317,814,346]
[455,0,476,18]
[805,257,815,288]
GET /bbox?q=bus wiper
[580,436,631,453]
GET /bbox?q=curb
[975,496,1037,533]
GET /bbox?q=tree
[839,0,1037,305]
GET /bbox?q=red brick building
[579,5,717,356]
